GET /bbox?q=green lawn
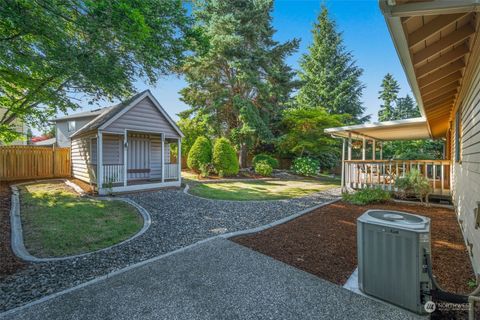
[20,181,142,257]
[188,178,339,201]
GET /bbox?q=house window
[455,108,462,163]
[68,120,76,132]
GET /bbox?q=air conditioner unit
[357,209,432,314]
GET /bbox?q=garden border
[0,196,340,318]
[10,179,151,263]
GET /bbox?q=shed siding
[103,134,123,164]
[71,132,96,183]
[452,59,480,273]
[104,97,180,138]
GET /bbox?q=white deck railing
[344,160,451,195]
[103,164,124,184]
[164,163,178,180]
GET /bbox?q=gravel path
[0,187,340,312]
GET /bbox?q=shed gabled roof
[70,90,184,138]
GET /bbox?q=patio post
[97,131,103,190]
[362,137,366,160]
[177,138,182,182]
[123,131,127,187]
[347,133,352,160]
[341,138,345,192]
[379,142,383,160]
[372,139,376,160]
[161,134,165,183]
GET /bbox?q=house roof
[53,108,111,121]
[32,137,56,146]
[380,0,480,138]
[70,90,184,138]
[325,117,431,141]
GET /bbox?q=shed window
[455,108,462,163]
[68,120,76,132]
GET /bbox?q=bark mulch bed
[0,181,25,278]
[232,201,474,294]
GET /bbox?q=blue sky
[61,0,414,126]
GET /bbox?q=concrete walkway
[1,239,421,320]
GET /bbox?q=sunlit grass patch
[189,178,338,201]
[20,181,142,257]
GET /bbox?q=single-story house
[326,0,480,273]
[53,107,108,147]
[69,90,183,195]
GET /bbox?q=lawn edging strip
[9,179,151,263]
[1,196,340,317]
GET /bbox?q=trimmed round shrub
[187,136,212,172]
[254,161,273,177]
[212,138,239,177]
[291,157,319,176]
[252,153,279,169]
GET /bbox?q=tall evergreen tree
[378,73,400,121]
[394,94,420,120]
[296,6,367,123]
[180,0,299,168]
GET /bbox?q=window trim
[68,120,76,132]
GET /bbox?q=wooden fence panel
[0,146,71,181]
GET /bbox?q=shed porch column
[161,134,165,183]
[97,131,103,189]
[177,138,182,182]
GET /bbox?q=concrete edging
[9,179,152,263]
[1,196,340,318]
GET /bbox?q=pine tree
[296,6,367,123]
[378,73,400,121]
[394,94,420,120]
[180,0,299,168]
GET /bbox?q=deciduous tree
[0,0,192,143]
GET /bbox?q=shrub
[291,157,319,176]
[395,169,432,203]
[199,163,215,178]
[317,153,338,172]
[254,161,273,177]
[343,188,391,205]
[212,138,239,177]
[187,136,212,172]
[252,153,279,169]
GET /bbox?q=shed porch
[89,130,181,195]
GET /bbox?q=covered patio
[325,117,451,196]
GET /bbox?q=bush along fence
[0,146,71,181]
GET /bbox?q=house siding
[451,58,480,274]
[71,132,96,183]
[104,97,180,138]
[56,116,96,147]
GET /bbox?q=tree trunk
[239,143,248,168]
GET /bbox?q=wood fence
[0,146,71,181]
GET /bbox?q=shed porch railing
[90,163,180,185]
[344,160,451,196]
